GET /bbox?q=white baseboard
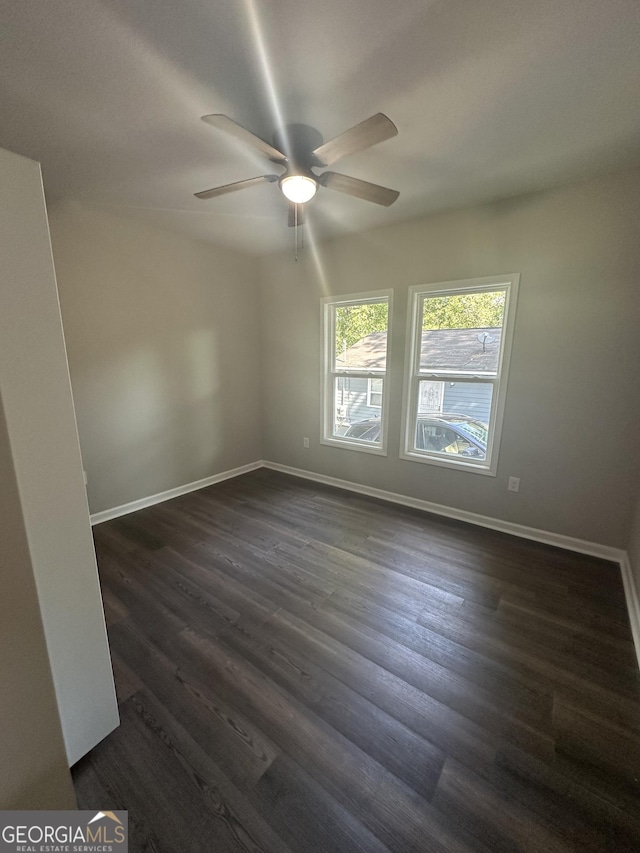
[89,461,263,525]
[89,456,640,668]
[263,461,640,668]
[263,460,625,563]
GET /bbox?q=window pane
[334,302,388,371]
[367,377,383,408]
[333,377,382,442]
[419,290,505,375]
[412,381,493,460]
[417,380,444,413]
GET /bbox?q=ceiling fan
[195,113,400,226]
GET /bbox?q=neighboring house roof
[336,331,389,370]
[336,328,502,372]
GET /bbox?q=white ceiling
[1,0,639,254]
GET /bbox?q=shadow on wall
[89,327,225,509]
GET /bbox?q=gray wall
[0,393,75,808]
[260,168,640,548]
[49,204,263,515]
[0,148,118,766]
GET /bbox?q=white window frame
[401,274,519,476]
[321,290,392,455]
[367,377,383,408]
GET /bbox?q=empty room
[1,1,640,851]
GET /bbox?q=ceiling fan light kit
[279,173,318,204]
[195,112,400,229]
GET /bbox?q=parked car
[344,413,488,459]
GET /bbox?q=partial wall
[0,393,75,807]
[626,494,640,660]
[629,498,640,589]
[0,149,118,766]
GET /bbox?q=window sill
[321,436,387,456]
[400,449,496,476]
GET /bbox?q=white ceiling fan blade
[312,114,398,167]
[319,171,399,206]
[195,174,278,200]
[202,115,287,164]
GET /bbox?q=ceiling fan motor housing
[272,124,324,166]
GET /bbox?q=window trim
[400,274,519,476]
[321,289,393,455]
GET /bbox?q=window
[321,291,392,454]
[418,380,444,413]
[367,377,383,408]
[401,274,519,474]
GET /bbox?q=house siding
[338,378,493,430]
[442,382,492,423]
[336,377,381,428]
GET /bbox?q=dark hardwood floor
[73,469,640,852]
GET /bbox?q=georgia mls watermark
[0,811,127,853]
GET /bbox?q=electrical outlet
[303,437,309,448]
[508,476,520,492]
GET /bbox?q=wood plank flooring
[73,469,640,852]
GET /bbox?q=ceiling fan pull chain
[294,202,299,262]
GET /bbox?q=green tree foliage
[335,302,388,352]
[334,291,505,356]
[422,291,505,330]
